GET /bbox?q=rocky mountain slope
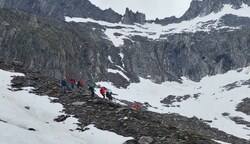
[1,0,250,143]
[1,1,250,85]
[1,61,249,144]
[0,0,122,23]
[0,9,136,87]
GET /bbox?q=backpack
[100,87,105,94]
[89,83,94,90]
[106,91,113,100]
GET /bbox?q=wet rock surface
[1,62,249,144]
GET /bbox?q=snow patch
[213,139,231,144]
[119,52,125,68]
[108,55,113,63]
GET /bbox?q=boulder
[138,136,153,144]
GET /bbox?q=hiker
[77,80,83,88]
[69,78,75,91]
[88,83,96,97]
[100,87,106,99]
[106,89,117,101]
[61,78,67,94]
[77,80,84,94]
[132,103,139,110]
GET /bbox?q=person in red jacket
[100,87,106,99]
[77,80,84,94]
[69,78,75,91]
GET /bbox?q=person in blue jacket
[61,78,68,94]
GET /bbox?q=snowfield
[97,66,250,140]
[0,69,133,144]
[66,3,250,47]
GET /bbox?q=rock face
[1,8,250,85]
[0,0,250,86]
[122,8,146,25]
[181,0,250,21]
[121,30,250,82]
[154,0,250,25]
[0,0,122,23]
[153,16,181,25]
[0,9,131,86]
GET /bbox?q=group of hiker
[100,86,117,100]
[60,78,116,100]
[61,78,84,94]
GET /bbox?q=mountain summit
[181,0,250,20]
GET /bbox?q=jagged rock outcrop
[153,0,250,25]
[181,0,250,21]
[153,16,182,25]
[0,0,122,23]
[122,8,146,25]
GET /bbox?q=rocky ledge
[0,60,249,144]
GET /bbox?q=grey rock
[28,128,36,131]
[181,0,250,21]
[152,0,250,25]
[0,0,122,23]
[122,8,146,25]
[0,119,7,123]
[12,61,24,67]
[93,99,105,104]
[220,14,250,28]
[54,115,69,122]
[236,98,250,115]
[123,29,250,83]
[138,136,153,144]
[72,101,86,106]
[24,106,30,110]
[123,139,138,144]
